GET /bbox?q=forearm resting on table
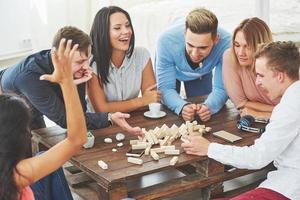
[241,107,272,119]
[91,96,146,113]
[243,101,274,112]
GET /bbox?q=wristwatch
[107,112,113,126]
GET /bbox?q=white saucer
[144,111,166,119]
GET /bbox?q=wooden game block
[145,144,151,155]
[150,151,160,160]
[149,130,159,144]
[169,156,179,166]
[212,130,242,143]
[132,143,148,150]
[165,149,180,155]
[130,140,139,145]
[160,136,169,146]
[161,145,175,151]
[128,157,143,165]
[145,131,154,145]
[151,147,165,153]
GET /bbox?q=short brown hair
[255,41,300,80]
[52,26,92,55]
[232,17,273,71]
[185,8,218,37]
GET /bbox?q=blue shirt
[155,20,231,115]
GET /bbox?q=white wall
[0,0,100,68]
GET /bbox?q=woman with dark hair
[0,39,87,200]
[222,17,280,119]
[88,6,161,112]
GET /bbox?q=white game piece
[128,157,143,165]
[165,149,180,155]
[104,138,112,143]
[98,160,108,169]
[116,133,125,141]
[117,142,123,147]
[112,148,117,152]
[192,120,198,125]
[169,156,179,166]
[150,151,160,160]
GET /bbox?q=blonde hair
[232,17,273,72]
[185,8,218,38]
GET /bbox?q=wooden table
[32,98,263,200]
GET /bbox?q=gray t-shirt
[92,46,150,101]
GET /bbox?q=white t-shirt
[92,46,150,101]
[208,80,300,199]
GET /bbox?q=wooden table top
[32,98,261,189]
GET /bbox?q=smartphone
[126,148,145,157]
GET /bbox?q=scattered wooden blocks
[98,160,108,169]
[128,157,143,165]
[129,122,212,162]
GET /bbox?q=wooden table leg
[97,182,128,200]
[192,159,225,200]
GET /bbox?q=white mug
[148,103,161,115]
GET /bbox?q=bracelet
[107,112,113,126]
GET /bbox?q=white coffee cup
[149,103,161,115]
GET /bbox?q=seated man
[182,41,300,199]
[155,8,231,122]
[0,26,141,135]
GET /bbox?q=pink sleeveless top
[20,186,34,200]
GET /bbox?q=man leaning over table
[0,26,142,135]
[155,8,231,122]
[182,41,300,200]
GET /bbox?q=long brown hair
[232,17,273,72]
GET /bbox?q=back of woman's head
[0,94,32,200]
[90,6,135,84]
[233,17,273,53]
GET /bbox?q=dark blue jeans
[30,152,73,200]
[176,72,212,97]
